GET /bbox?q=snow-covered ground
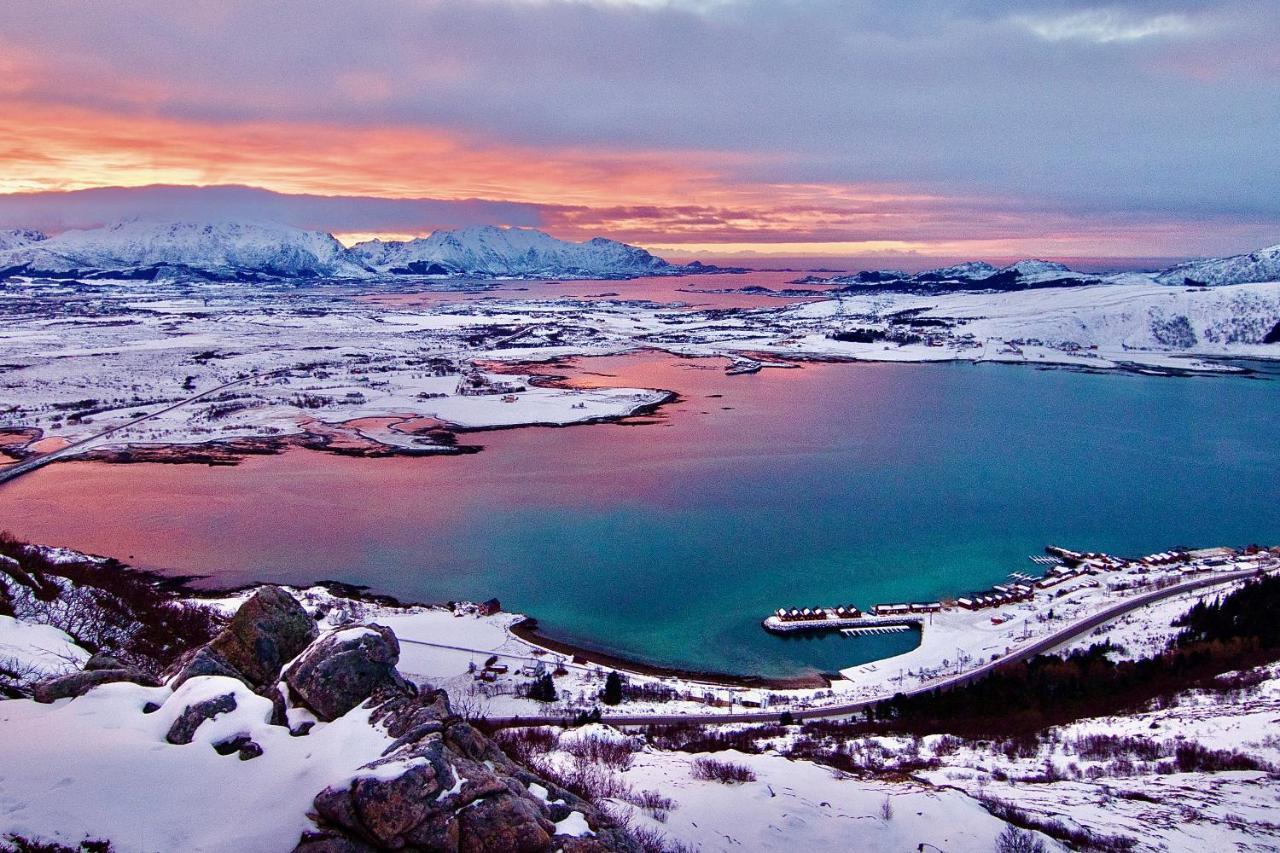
[1,272,1277,465]
[581,737,1029,852]
[3,540,1278,851]
[913,663,1280,850]
[0,677,402,851]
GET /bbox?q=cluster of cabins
[773,605,863,622]
[956,583,1035,611]
[1140,550,1189,566]
[869,602,943,616]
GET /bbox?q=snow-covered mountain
[0,221,688,282]
[0,229,47,251]
[0,220,369,281]
[350,225,673,279]
[922,261,998,280]
[817,257,1098,292]
[1155,244,1280,286]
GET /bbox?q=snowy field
[0,275,1277,464]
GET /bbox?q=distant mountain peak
[1155,243,1280,286]
[349,225,674,279]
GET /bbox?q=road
[0,370,284,488]
[483,567,1262,728]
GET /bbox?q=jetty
[762,604,927,635]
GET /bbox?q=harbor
[761,544,1280,656]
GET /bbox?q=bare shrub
[691,757,756,784]
[1174,742,1269,773]
[618,788,677,822]
[995,824,1048,853]
[492,726,560,766]
[563,734,638,770]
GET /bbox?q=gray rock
[32,667,157,703]
[295,690,640,852]
[84,652,127,671]
[165,645,246,690]
[164,585,317,689]
[284,624,406,722]
[166,692,237,745]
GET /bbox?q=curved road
[485,567,1263,728]
[0,370,285,488]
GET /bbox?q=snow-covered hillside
[350,225,673,279]
[0,229,47,251]
[0,220,369,280]
[1155,244,1280,286]
[816,257,1099,291]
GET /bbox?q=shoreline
[4,351,1274,472]
[508,616,831,691]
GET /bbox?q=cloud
[0,185,546,235]
[0,0,1275,256]
[1016,9,1196,43]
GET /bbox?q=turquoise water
[4,355,1279,677]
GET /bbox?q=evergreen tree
[602,670,623,705]
[528,673,557,702]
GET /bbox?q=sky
[0,0,1277,261]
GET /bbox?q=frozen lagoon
[2,353,1279,678]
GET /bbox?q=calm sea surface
[3,353,1278,677]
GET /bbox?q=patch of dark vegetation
[981,796,1137,853]
[690,757,756,784]
[0,835,114,853]
[848,573,1280,737]
[641,722,785,754]
[0,532,225,694]
[1173,741,1268,773]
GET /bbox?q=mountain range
[0,219,1277,288]
[0,221,687,282]
[796,247,1280,294]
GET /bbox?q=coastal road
[0,370,286,488]
[484,566,1263,728]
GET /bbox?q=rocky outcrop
[32,663,158,703]
[166,692,238,745]
[284,624,407,722]
[295,689,639,853]
[165,585,318,689]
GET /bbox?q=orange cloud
[0,99,1246,258]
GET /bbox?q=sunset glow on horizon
[1,0,1276,261]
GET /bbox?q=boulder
[166,692,238,745]
[211,585,318,686]
[165,645,247,690]
[33,666,157,703]
[295,690,640,852]
[83,652,128,671]
[284,624,406,721]
[164,585,317,689]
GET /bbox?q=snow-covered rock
[1001,259,1072,277]
[0,220,373,281]
[923,260,998,280]
[1155,244,1280,286]
[350,224,673,279]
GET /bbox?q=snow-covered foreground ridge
[4,539,1280,851]
[0,220,701,281]
[0,547,1041,853]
